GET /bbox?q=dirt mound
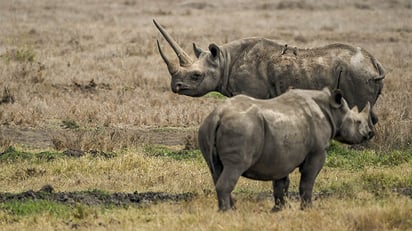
[0,185,195,207]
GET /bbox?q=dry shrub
[0,134,12,154]
[184,130,199,150]
[2,46,36,63]
[0,86,15,104]
[373,121,411,151]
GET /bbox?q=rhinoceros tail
[208,114,221,175]
[199,112,221,175]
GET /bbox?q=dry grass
[0,0,410,150]
[0,148,205,194]
[0,147,411,230]
[0,0,411,230]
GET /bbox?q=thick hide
[154,20,385,124]
[198,88,374,211]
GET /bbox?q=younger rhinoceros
[154,19,385,124]
[198,88,374,211]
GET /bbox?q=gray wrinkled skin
[198,88,375,211]
[154,19,385,124]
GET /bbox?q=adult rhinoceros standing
[198,88,375,211]
[153,19,385,124]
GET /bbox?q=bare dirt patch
[0,184,195,207]
[1,185,409,208]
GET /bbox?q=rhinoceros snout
[367,130,375,139]
[172,82,189,94]
[362,130,375,141]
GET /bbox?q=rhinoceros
[198,88,374,211]
[153,19,385,124]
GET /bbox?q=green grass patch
[61,120,80,129]
[326,142,412,170]
[143,145,202,161]
[319,180,358,198]
[319,165,412,199]
[0,146,64,163]
[1,46,36,63]
[0,146,32,162]
[205,91,227,100]
[0,200,72,219]
[0,146,116,163]
[360,171,411,197]
[0,200,102,223]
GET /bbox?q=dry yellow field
[0,0,411,230]
[0,0,410,149]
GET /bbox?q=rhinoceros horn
[374,62,385,81]
[153,19,193,69]
[156,40,179,74]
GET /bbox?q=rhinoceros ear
[208,43,221,58]
[341,98,350,112]
[330,89,343,108]
[193,43,205,58]
[322,87,331,95]
[361,102,371,114]
[351,106,359,113]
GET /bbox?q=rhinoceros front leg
[215,165,246,211]
[271,176,290,212]
[298,151,326,209]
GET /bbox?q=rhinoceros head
[154,19,223,97]
[330,90,375,144]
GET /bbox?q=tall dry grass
[0,0,410,151]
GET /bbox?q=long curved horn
[374,62,385,81]
[153,19,193,66]
[156,40,179,75]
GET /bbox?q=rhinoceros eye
[191,72,203,80]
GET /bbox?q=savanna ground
[0,0,411,230]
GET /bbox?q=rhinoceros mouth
[173,80,205,96]
[176,88,193,95]
[174,87,203,97]
[334,133,372,145]
[172,85,190,94]
[174,84,188,92]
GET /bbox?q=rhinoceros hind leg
[211,159,223,185]
[215,165,246,211]
[211,161,235,210]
